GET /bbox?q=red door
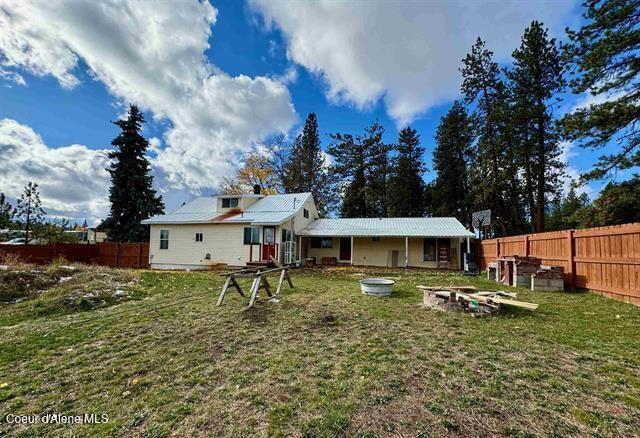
[262,227,276,261]
[339,237,351,261]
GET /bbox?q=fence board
[0,242,149,269]
[478,223,640,306]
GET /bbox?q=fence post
[524,235,529,257]
[496,238,500,260]
[115,243,120,268]
[566,230,575,289]
[137,243,142,268]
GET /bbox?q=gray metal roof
[141,193,312,225]
[298,218,474,238]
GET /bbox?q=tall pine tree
[562,0,640,180]
[283,113,334,216]
[103,105,164,242]
[328,122,387,218]
[460,38,512,236]
[507,21,566,232]
[388,126,427,217]
[15,182,45,244]
[431,102,474,226]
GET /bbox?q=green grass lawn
[1,267,639,437]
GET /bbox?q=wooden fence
[0,242,149,269]
[477,223,640,306]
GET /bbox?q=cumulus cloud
[0,0,297,190]
[0,119,111,222]
[250,0,576,125]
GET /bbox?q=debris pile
[418,285,538,316]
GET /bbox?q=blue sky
[0,0,629,225]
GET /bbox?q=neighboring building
[142,188,475,270]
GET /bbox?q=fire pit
[360,278,395,297]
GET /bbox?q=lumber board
[481,296,538,310]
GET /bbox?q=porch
[298,235,471,270]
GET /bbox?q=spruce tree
[284,113,334,216]
[15,182,45,244]
[388,126,427,217]
[0,193,13,229]
[507,21,566,232]
[562,0,640,180]
[103,105,164,242]
[431,102,474,226]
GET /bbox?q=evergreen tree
[431,103,473,226]
[368,124,392,217]
[103,105,164,242]
[0,193,13,229]
[546,183,592,230]
[592,175,640,225]
[15,182,45,244]
[562,0,640,180]
[507,21,566,232]
[328,122,386,218]
[388,126,427,217]
[284,113,334,216]
[460,38,511,236]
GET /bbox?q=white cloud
[250,0,577,125]
[0,0,297,191]
[559,141,594,198]
[0,119,111,223]
[0,68,25,86]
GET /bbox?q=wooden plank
[216,276,232,306]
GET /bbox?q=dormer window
[222,197,239,208]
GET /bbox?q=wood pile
[418,285,538,316]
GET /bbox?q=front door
[339,237,351,261]
[262,227,276,261]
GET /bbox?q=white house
[142,190,318,269]
[142,189,474,270]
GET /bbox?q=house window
[303,208,309,218]
[282,229,293,242]
[222,197,239,208]
[423,238,437,261]
[160,230,169,249]
[195,232,203,242]
[311,237,333,248]
[372,236,380,242]
[243,227,260,245]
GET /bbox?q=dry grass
[0,268,639,437]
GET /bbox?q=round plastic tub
[360,278,395,297]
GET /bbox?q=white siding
[149,224,252,268]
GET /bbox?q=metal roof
[297,218,474,238]
[141,193,312,225]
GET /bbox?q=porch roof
[298,218,474,238]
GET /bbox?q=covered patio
[297,218,474,269]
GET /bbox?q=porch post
[298,235,302,263]
[350,236,354,266]
[466,237,471,253]
[405,237,409,267]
